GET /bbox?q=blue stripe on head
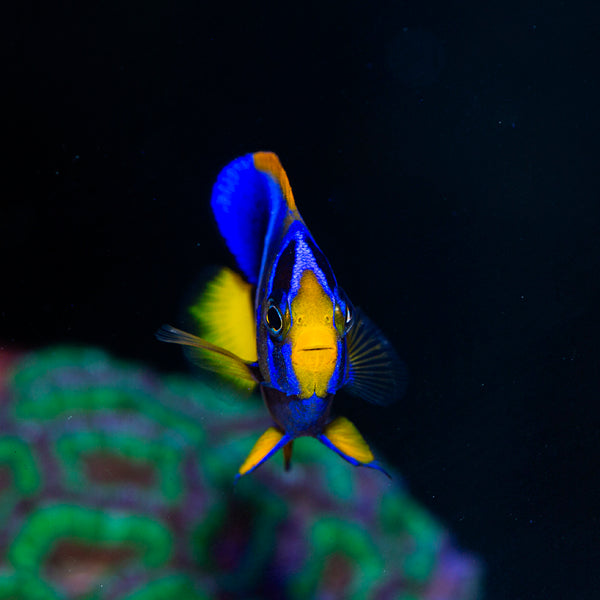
[289,228,333,297]
[264,333,300,396]
[265,334,278,388]
[280,341,299,395]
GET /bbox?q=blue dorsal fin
[211,152,298,285]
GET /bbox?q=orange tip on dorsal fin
[253,152,297,211]
[237,427,290,476]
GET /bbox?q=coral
[0,347,481,599]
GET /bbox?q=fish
[157,152,407,478]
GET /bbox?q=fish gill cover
[0,346,481,599]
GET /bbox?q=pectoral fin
[187,267,257,364]
[318,416,390,477]
[237,427,291,477]
[156,325,260,387]
[345,309,408,406]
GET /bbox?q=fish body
[158,152,407,478]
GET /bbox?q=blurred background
[3,1,599,598]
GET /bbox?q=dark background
[3,1,599,598]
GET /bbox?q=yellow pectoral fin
[186,267,257,391]
[156,325,259,387]
[188,267,257,363]
[238,428,290,476]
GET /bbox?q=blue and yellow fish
[158,152,407,478]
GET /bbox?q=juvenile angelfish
[158,152,407,478]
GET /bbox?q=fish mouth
[292,343,337,374]
[293,328,337,360]
[300,346,335,352]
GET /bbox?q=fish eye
[266,305,283,333]
[345,304,353,326]
[336,288,355,334]
[343,302,355,334]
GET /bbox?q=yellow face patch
[289,270,338,398]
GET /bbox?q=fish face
[258,226,355,399]
[289,269,339,398]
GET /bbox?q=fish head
[258,227,354,398]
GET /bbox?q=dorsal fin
[211,152,297,285]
